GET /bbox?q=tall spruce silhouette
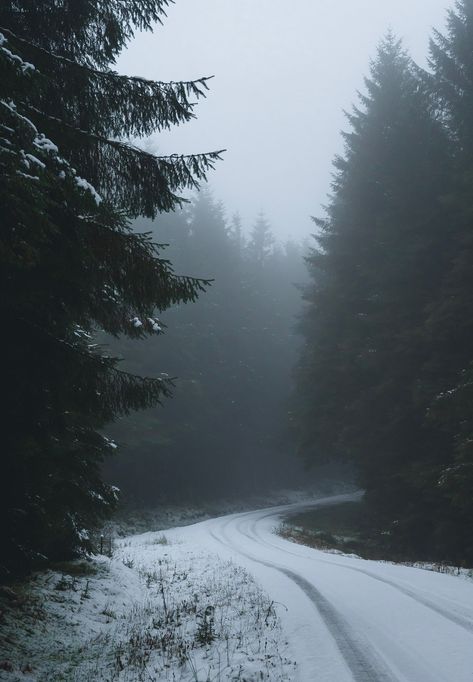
[294,34,454,558]
[0,0,223,573]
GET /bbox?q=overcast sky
[117,0,451,241]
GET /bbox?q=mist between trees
[103,191,311,505]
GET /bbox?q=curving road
[170,494,473,682]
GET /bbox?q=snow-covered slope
[1,530,295,680]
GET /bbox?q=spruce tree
[430,0,473,159]
[424,0,473,559]
[247,213,275,267]
[0,2,222,574]
[228,212,245,254]
[294,35,452,555]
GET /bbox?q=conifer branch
[75,222,212,330]
[1,26,214,137]
[25,103,226,216]
[16,315,175,412]
[0,0,175,68]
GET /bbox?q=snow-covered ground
[1,527,296,680]
[2,493,473,681]
[174,493,473,681]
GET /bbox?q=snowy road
[168,494,473,682]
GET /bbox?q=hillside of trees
[294,1,473,564]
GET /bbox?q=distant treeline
[104,191,309,504]
[294,3,473,564]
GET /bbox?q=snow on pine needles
[0,531,295,681]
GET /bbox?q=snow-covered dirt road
[165,494,473,682]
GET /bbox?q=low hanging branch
[24,102,226,216]
[15,314,176,417]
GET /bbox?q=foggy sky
[117,0,451,240]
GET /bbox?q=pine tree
[228,212,245,253]
[294,35,453,555]
[247,213,275,267]
[424,0,473,559]
[429,0,473,159]
[0,2,222,575]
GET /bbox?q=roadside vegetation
[280,502,473,571]
[0,534,296,681]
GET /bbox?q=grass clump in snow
[149,533,169,546]
[102,555,295,681]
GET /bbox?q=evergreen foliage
[293,29,473,562]
[425,0,473,559]
[0,1,220,575]
[429,0,473,157]
[247,213,275,266]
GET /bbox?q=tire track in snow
[242,512,473,635]
[208,521,397,682]
[277,567,395,682]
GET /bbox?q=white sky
[117,0,451,240]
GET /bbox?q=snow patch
[33,133,58,154]
[74,175,102,205]
[24,153,45,169]
[0,37,36,73]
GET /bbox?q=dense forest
[2,0,473,581]
[0,0,308,578]
[104,192,308,503]
[295,2,473,564]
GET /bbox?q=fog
[117,0,450,240]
